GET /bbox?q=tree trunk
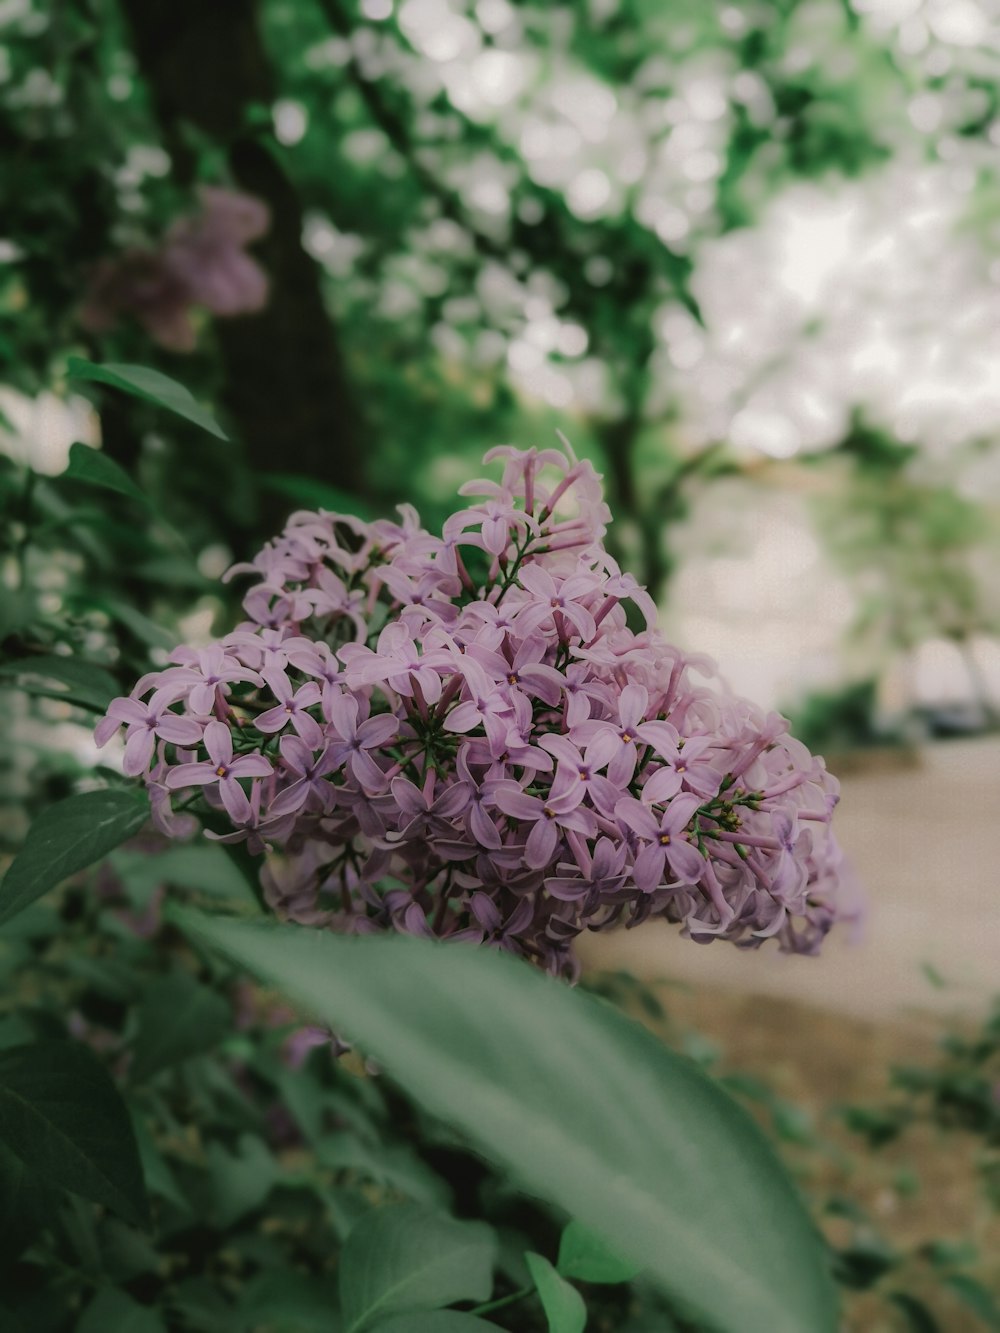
[119,0,367,515]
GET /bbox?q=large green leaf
[63,441,150,506]
[67,358,228,439]
[525,1252,586,1333]
[0,1041,149,1227]
[129,973,231,1083]
[170,911,839,1333]
[0,789,149,927]
[0,654,119,713]
[339,1204,497,1333]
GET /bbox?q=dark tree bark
[119,0,367,510]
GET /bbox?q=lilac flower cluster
[80,187,270,352]
[97,443,852,977]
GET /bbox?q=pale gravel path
[580,736,1000,1022]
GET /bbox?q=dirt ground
[582,736,1000,1330]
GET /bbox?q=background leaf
[339,1204,497,1333]
[525,1252,586,1333]
[374,1317,499,1332]
[0,1041,149,1227]
[237,1272,341,1332]
[170,912,840,1333]
[0,789,149,927]
[63,442,150,506]
[557,1220,640,1285]
[0,655,119,713]
[67,358,228,439]
[205,1134,279,1229]
[888,1292,942,1333]
[129,972,231,1083]
[76,1287,167,1333]
[945,1274,1000,1329]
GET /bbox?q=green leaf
[63,442,150,506]
[0,1138,56,1253]
[205,1134,280,1229]
[169,912,840,1333]
[525,1253,586,1333]
[316,1135,449,1207]
[76,1288,167,1333]
[374,1317,498,1332]
[557,1221,640,1285]
[0,1041,149,1227]
[888,1292,942,1333]
[111,843,258,908]
[129,1112,188,1212]
[0,654,119,713]
[129,973,231,1083]
[0,788,149,927]
[238,1273,341,1332]
[100,1217,164,1283]
[66,358,228,440]
[99,599,177,650]
[946,1274,1000,1329]
[339,1204,497,1333]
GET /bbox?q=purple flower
[95,688,204,776]
[100,438,851,971]
[387,773,470,841]
[444,659,512,738]
[285,640,344,714]
[639,722,721,801]
[539,733,620,816]
[339,623,449,704]
[615,792,705,891]
[167,644,262,715]
[325,693,398,793]
[514,564,597,642]
[493,782,596,869]
[269,736,340,817]
[255,669,323,748]
[545,837,629,905]
[164,720,272,821]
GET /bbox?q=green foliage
[0,655,120,713]
[787,679,893,754]
[66,360,229,440]
[169,909,840,1333]
[375,1317,498,1332]
[0,1040,149,1227]
[128,972,231,1083]
[76,1287,168,1333]
[64,440,151,506]
[0,788,150,926]
[339,1205,497,1332]
[556,1220,640,1285]
[524,1253,586,1333]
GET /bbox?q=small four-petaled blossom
[164,720,272,822]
